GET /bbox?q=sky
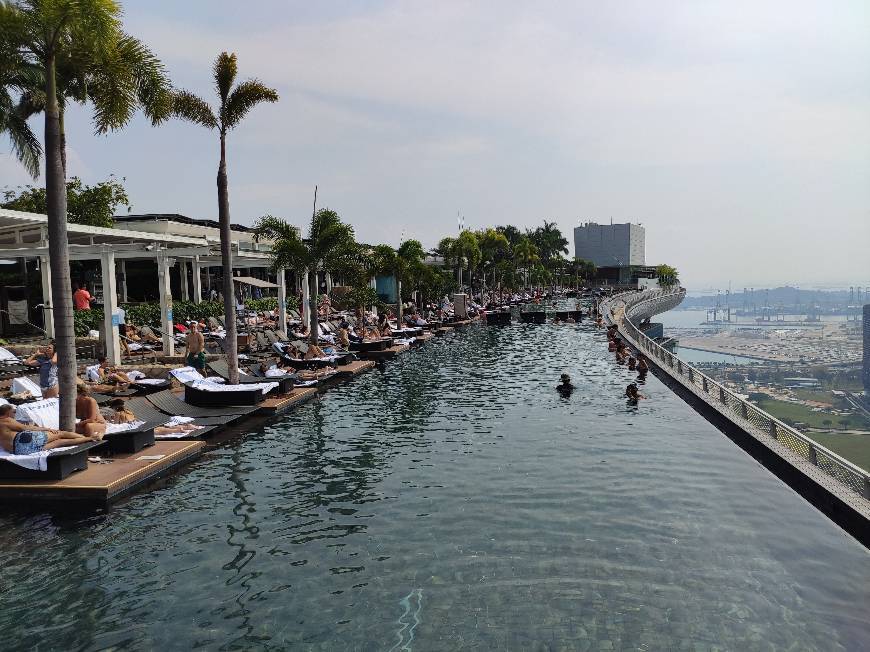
[1,0,868,291]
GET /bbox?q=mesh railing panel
[602,288,870,501]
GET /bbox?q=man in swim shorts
[0,404,95,454]
[185,321,206,370]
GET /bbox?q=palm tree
[0,42,41,177]
[2,0,170,429]
[513,237,539,288]
[254,210,357,346]
[373,240,425,325]
[13,32,172,175]
[172,52,278,384]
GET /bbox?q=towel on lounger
[12,377,42,398]
[15,398,60,429]
[0,445,75,471]
[188,379,278,394]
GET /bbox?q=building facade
[863,304,869,395]
[573,222,645,267]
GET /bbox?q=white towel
[163,416,194,427]
[86,364,101,383]
[0,445,76,471]
[133,378,166,385]
[189,379,278,395]
[105,420,145,434]
[16,398,59,428]
[127,370,146,380]
[0,346,19,362]
[12,377,42,398]
[169,366,206,384]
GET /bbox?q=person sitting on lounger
[304,344,326,360]
[24,342,59,399]
[90,356,131,387]
[0,404,96,453]
[336,326,350,349]
[75,383,107,439]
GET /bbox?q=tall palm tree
[2,0,170,429]
[513,237,539,288]
[254,209,357,346]
[171,52,278,384]
[0,42,41,177]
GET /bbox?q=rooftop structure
[573,221,645,267]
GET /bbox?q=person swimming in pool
[556,373,575,396]
[0,404,96,454]
[625,383,645,403]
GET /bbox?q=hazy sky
[1,1,868,290]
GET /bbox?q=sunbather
[0,404,95,453]
[106,399,199,436]
[24,342,59,399]
[304,344,326,360]
[87,356,131,387]
[75,383,107,438]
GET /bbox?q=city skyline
[1,1,868,289]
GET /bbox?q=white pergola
[0,208,311,363]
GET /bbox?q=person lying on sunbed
[75,383,107,439]
[88,356,132,387]
[272,359,332,381]
[337,326,350,349]
[107,399,201,436]
[304,344,327,360]
[0,404,96,454]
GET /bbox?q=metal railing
[602,287,870,502]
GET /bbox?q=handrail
[601,287,870,502]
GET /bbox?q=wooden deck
[0,440,204,506]
[360,343,410,360]
[337,360,376,377]
[258,386,318,414]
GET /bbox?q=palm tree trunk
[217,133,239,384]
[59,108,67,176]
[44,54,76,430]
[396,276,403,326]
[308,269,318,345]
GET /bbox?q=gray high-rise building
[863,304,869,395]
[573,222,645,267]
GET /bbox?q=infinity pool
[1,323,867,650]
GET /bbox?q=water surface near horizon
[0,323,867,650]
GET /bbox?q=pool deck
[0,440,205,506]
[0,323,472,508]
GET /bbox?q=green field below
[804,432,870,472]
[755,397,870,431]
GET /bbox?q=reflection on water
[0,323,868,650]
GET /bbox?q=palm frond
[253,214,300,242]
[213,51,237,104]
[223,79,278,130]
[115,33,172,125]
[171,90,217,130]
[1,91,42,178]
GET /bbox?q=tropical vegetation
[2,175,130,227]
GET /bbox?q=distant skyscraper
[863,305,870,395]
[573,222,645,267]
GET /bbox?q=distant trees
[2,176,130,227]
[657,264,679,287]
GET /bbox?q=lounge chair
[145,390,258,421]
[123,397,223,438]
[0,440,102,480]
[207,359,297,394]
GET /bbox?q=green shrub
[74,308,104,337]
[119,296,298,327]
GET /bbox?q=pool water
[1,323,867,650]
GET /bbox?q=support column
[179,260,189,301]
[325,272,333,294]
[302,268,311,326]
[39,255,54,338]
[157,254,175,356]
[101,250,121,364]
[192,257,203,304]
[277,267,288,334]
[119,259,128,303]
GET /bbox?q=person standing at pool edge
[186,321,206,370]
